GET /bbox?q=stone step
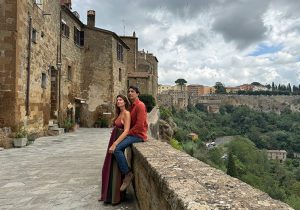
[48,124,59,130]
[47,128,64,136]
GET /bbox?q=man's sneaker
[120,172,134,191]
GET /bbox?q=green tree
[139,94,156,112]
[251,82,262,86]
[175,78,187,91]
[214,82,226,94]
[227,152,237,177]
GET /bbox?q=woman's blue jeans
[114,135,143,174]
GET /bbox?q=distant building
[253,85,269,91]
[293,152,300,158]
[225,87,240,94]
[158,84,173,94]
[188,85,215,96]
[239,84,254,91]
[187,133,198,141]
[266,150,287,162]
[158,89,188,109]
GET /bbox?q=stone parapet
[131,140,293,210]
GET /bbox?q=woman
[99,94,131,205]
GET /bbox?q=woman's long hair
[112,94,130,125]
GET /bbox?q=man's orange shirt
[128,98,148,141]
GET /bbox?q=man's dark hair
[129,85,140,94]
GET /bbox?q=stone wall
[130,108,293,210]
[0,0,60,132]
[132,141,293,210]
[0,0,17,128]
[192,95,300,113]
[120,35,138,73]
[60,7,84,124]
[81,27,127,126]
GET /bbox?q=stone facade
[0,0,60,133]
[121,35,158,100]
[1,1,156,133]
[158,90,189,109]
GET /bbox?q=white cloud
[72,0,300,87]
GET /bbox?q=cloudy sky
[72,0,300,87]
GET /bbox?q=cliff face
[192,95,300,113]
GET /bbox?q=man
[114,86,148,191]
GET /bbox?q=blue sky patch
[248,43,283,56]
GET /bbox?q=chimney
[60,0,72,10]
[87,10,95,27]
[133,31,136,37]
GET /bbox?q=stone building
[187,84,215,96]
[60,6,129,127]
[158,89,188,109]
[121,35,158,99]
[158,84,173,94]
[0,0,61,133]
[266,150,287,162]
[1,0,158,133]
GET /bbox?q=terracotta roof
[128,72,150,78]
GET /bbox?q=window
[67,66,72,81]
[33,0,43,8]
[61,22,70,38]
[117,43,123,61]
[74,27,84,46]
[119,68,122,82]
[34,0,43,5]
[32,28,37,43]
[41,73,47,89]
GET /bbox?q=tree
[214,82,226,94]
[251,82,262,86]
[175,78,187,91]
[227,152,237,177]
[287,83,292,92]
[272,82,275,91]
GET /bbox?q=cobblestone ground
[0,128,138,210]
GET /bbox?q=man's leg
[114,135,142,174]
[113,135,142,191]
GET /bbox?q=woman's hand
[109,143,116,154]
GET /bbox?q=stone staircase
[48,120,64,136]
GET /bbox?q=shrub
[139,94,156,112]
[159,106,172,120]
[62,119,74,130]
[95,118,109,128]
[170,138,183,150]
[15,127,27,138]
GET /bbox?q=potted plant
[63,119,74,132]
[13,127,28,147]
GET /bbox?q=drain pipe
[57,10,62,126]
[26,16,32,116]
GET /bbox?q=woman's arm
[108,111,131,153]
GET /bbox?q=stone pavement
[0,128,139,210]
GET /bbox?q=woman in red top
[99,94,131,205]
